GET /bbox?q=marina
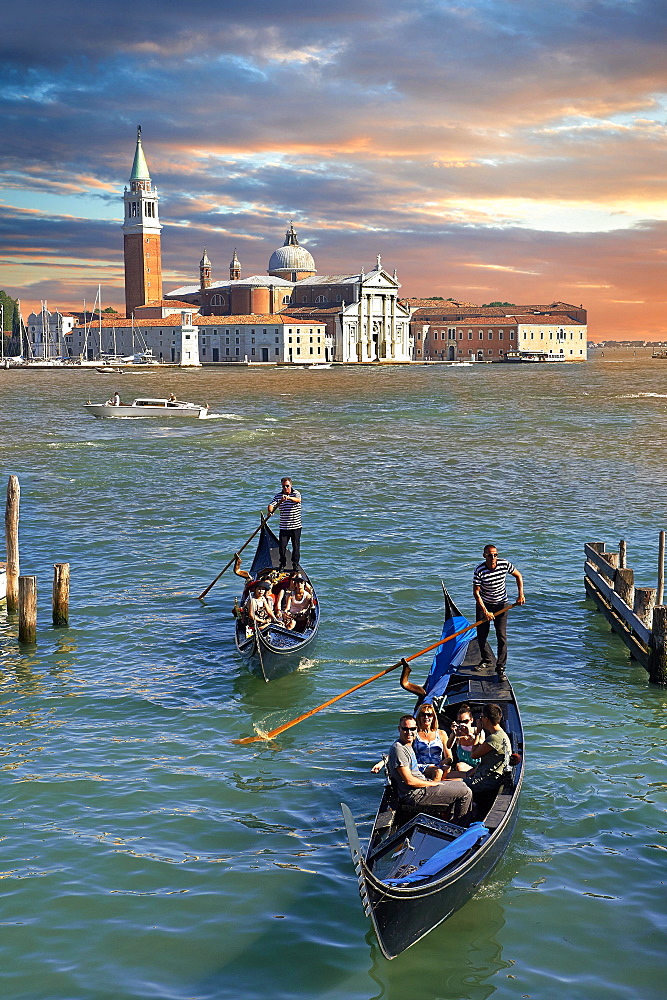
[0,360,665,1000]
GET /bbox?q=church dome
[268,223,316,276]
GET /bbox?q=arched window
[315,295,326,304]
[282,295,291,304]
[211,294,225,307]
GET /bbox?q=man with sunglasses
[473,543,525,678]
[386,715,473,823]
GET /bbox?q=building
[66,312,327,365]
[120,131,411,362]
[122,127,163,318]
[410,301,587,361]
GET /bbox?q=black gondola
[342,589,524,959]
[234,519,320,681]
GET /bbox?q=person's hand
[517,594,526,605]
[483,607,493,620]
[370,761,383,774]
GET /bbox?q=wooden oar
[254,618,269,684]
[232,603,518,745]
[197,501,282,601]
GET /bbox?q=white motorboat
[306,363,332,369]
[84,397,209,419]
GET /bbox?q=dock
[584,536,667,684]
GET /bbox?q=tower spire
[230,248,241,281]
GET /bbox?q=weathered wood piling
[4,475,72,645]
[584,537,667,685]
[18,575,37,644]
[52,563,70,627]
[5,475,20,613]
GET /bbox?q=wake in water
[200,412,244,420]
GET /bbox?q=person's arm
[264,596,279,621]
[439,732,454,765]
[473,583,493,619]
[511,568,525,604]
[470,741,492,759]
[396,765,439,788]
[399,658,426,697]
[233,554,251,580]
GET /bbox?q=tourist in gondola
[446,703,484,772]
[473,543,525,677]
[282,575,314,631]
[412,703,453,779]
[245,580,280,631]
[459,703,510,794]
[386,715,473,822]
[267,477,302,570]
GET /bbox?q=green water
[0,361,665,1000]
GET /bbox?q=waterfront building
[410,301,587,361]
[167,232,413,363]
[122,127,163,319]
[67,312,327,365]
[68,310,201,365]
[26,308,76,358]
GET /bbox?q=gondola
[342,588,524,959]
[233,519,320,681]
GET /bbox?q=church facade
[122,132,412,362]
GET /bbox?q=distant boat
[502,350,566,363]
[306,363,332,370]
[84,397,209,419]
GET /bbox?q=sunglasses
[400,726,417,733]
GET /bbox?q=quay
[584,536,667,684]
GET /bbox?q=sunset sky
[1,0,665,339]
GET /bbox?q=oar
[232,603,518,745]
[254,618,269,684]
[197,501,282,601]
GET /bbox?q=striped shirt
[271,490,302,530]
[473,558,515,603]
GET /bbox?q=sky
[1,0,666,339]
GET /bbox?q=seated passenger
[282,575,314,631]
[276,570,313,613]
[234,554,279,603]
[384,715,472,823]
[245,581,280,632]
[412,703,453,780]
[446,703,484,772]
[459,703,510,794]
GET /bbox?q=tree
[103,306,119,314]
[482,301,515,307]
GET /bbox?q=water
[0,361,665,1000]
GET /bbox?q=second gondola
[233,519,320,681]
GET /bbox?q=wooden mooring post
[584,537,667,685]
[5,475,20,613]
[52,563,70,627]
[18,575,37,644]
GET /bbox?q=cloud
[0,0,665,338]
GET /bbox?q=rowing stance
[473,544,524,678]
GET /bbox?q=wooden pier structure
[584,535,667,685]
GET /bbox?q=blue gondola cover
[423,588,475,700]
[385,822,490,885]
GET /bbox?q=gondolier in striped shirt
[268,477,302,570]
[473,544,525,678]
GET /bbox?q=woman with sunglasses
[446,702,483,772]
[412,703,453,780]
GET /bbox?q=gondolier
[473,544,525,677]
[268,477,302,570]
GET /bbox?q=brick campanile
[122,126,163,318]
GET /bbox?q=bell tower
[230,249,241,281]
[122,126,163,318]
[200,247,212,289]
